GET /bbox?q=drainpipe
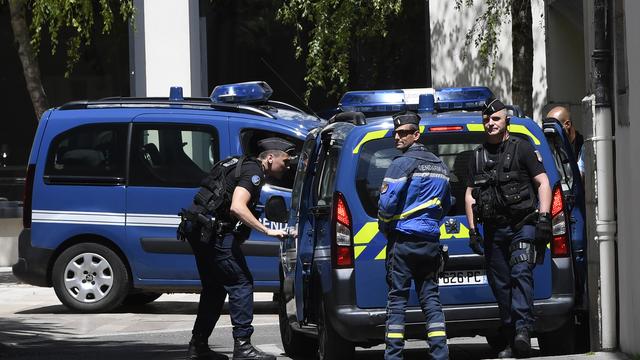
[592,0,617,350]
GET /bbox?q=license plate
[438,270,487,286]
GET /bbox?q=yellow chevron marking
[353,221,379,259]
[353,130,389,154]
[375,245,387,260]
[466,123,541,145]
[439,222,470,239]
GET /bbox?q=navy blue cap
[482,97,506,117]
[392,111,421,129]
[257,137,295,153]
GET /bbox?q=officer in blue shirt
[378,111,452,360]
[465,99,552,358]
[181,138,292,360]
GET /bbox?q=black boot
[187,335,229,360]
[513,328,531,358]
[498,345,513,358]
[232,338,276,360]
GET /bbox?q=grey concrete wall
[0,218,21,267]
[616,0,640,355]
[429,0,548,121]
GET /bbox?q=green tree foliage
[455,0,510,74]
[5,0,134,120]
[29,0,135,77]
[277,0,403,101]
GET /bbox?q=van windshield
[355,132,490,217]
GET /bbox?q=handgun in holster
[436,244,449,279]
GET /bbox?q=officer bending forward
[179,138,292,360]
[378,111,452,360]
[465,99,552,358]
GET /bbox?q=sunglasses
[393,129,418,137]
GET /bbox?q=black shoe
[187,335,229,360]
[232,338,276,360]
[513,328,531,357]
[498,345,513,358]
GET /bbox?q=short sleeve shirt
[225,159,265,207]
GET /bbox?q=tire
[317,297,354,360]
[538,316,578,355]
[122,292,162,306]
[52,243,130,312]
[278,292,317,357]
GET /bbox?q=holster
[436,244,449,279]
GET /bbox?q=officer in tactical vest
[464,99,552,358]
[378,111,452,360]
[178,138,293,360]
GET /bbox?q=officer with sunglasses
[378,111,452,360]
[464,99,552,358]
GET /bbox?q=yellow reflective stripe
[353,130,389,154]
[428,330,446,338]
[375,245,387,260]
[379,198,441,223]
[439,222,470,240]
[419,125,425,133]
[354,245,367,259]
[465,123,541,145]
[354,222,378,244]
[387,332,404,339]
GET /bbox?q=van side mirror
[265,196,289,223]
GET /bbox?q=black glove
[468,228,484,256]
[535,212,552,264]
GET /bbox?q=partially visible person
[378,111,452,360]
[178,137,293,360]
[546,106,585,177]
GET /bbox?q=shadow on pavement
[16,300,278,316]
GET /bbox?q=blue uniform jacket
[378,144,452,240]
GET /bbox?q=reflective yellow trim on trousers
[387,332,404,339]
[466,123,541,145]
[353,130,389,154]
[378,198,441,223]
[354,221,379,259]
[427,330,446,338]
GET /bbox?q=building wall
[429,1,548,121]
[616,0,640,354]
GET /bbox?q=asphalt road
[0,268,628,360]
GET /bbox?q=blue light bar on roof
[210,81,273,104]
[339,90,405,113]
[435,86,493,111]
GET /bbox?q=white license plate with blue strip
[438,270,487,286]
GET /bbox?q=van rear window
[355,132,489,217]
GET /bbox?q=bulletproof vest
[192,156,248,222]
[471,138,537,223]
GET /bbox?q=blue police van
[12,81,322,312]
[265,87,588,359]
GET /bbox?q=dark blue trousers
[484,224,536,335]
[188,230,254,340]
[384,236,448,360]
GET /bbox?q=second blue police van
[13,81,322,312]
[266,87,588,358]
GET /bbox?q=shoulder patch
[251,175,261,186]
[380,182,389,194]
[534,150,543,163]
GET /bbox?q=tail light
[550,186,569,257]
[333,192,354,268]
[23,164,35,228]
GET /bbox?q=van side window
[44,124,127,184]
[129,124,218,188]
[239,129,303,190]
[315,145,341,206]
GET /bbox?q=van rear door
[350,128,553,309]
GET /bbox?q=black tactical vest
[471,137,537,224]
